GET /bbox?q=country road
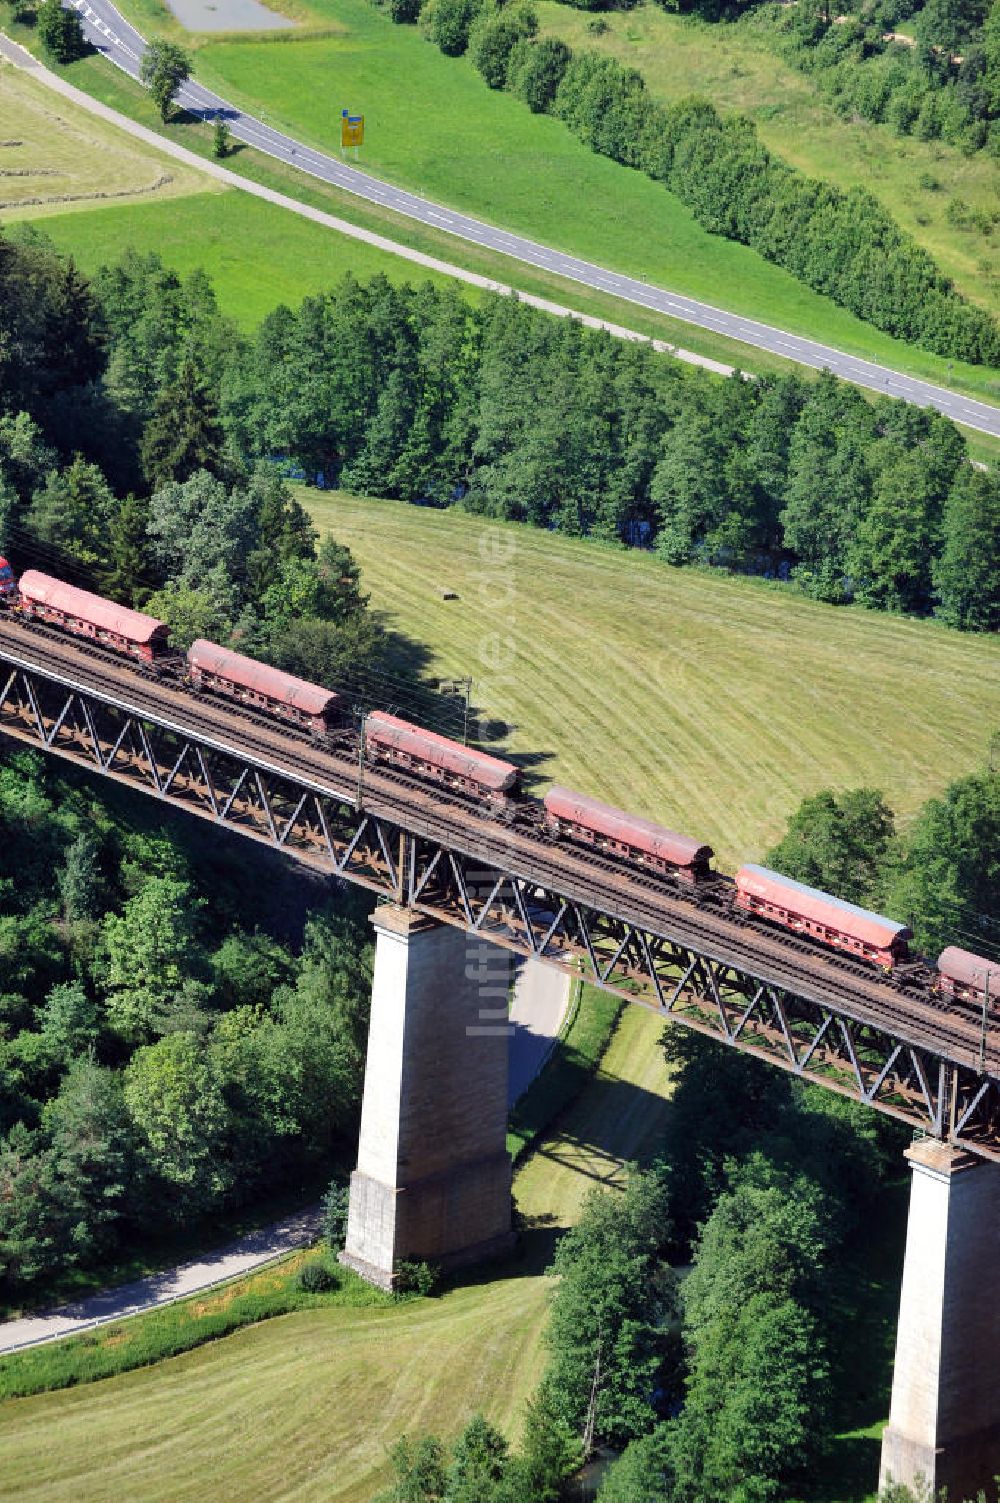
[54,0,1000,438]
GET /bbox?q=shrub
[295,1258,339,1293]
[509,36,573,112]
[420,0,482,55]
[469,3,537,89]
[394,1260,439,1296]
[322,1178,350,1250]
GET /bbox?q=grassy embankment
[537,1,1000,325]
[3,18,1000,462]
[0,54,467,325]
[0,5,805,379]
[308,492,1000,869]
[188,0,1000,401]
[4,0,1000,414]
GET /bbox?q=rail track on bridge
[2,616,999,1157]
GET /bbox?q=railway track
[0,617,995,1078]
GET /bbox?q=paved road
[0,1206,325,1355]
[508,959,572,1106]
[62,0,1000,438]
[0,964,568,1355]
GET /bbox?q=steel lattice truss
[3,656,1000,1158]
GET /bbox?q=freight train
[1,559,995,1008]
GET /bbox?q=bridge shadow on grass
[465,1066,676,1289]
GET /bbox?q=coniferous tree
[140,362,229,490]
[106,493,152,604]
[934,466,1000,630]
[25,454,116,573]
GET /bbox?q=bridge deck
[2,617,998,1152]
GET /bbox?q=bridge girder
[2,655,998,1158]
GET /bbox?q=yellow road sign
[341,113,364,148]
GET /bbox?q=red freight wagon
[734,863,911,968]
[364,711,520,805]
[17,570,170,663]
[187,639,341,736]
[544,785,713,882]
[0,557,15,600]
[936,946,1000,1005]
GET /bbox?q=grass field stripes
[306,492,1000,870]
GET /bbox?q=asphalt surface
[507,958,571,1106]
[65,0,1000,438]
[0,963,568,1355]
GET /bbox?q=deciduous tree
[140,39,192,122]
[934,466,1000,631]
[765,788,895,906]
[123,1031,230,1209]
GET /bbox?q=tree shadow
[799,1181,908,1503]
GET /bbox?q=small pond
[162,0,294,32]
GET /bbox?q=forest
[1,228,999,632]
[0,744,376,1306]
[3,222,1000,1496]
[377,0,1000,362]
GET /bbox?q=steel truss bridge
[3,620,1000,1159]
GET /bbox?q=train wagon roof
[937,946,1000,993]
[736,864,911,949]
[365,711,520,793]
[544,785,712,867]
[18,570,169,646]
[188,639,340,718]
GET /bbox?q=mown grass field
[0,61,209,216]
[308,493,1000,868]
[537,1,1000,324]
[0,1006,678,1503]
[13,0,999,406]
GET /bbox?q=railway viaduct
[1,618,998,1500]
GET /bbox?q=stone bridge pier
[340,904,516,1289]
[880,1139,1000,1502]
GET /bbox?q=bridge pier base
[340,904,514,1289]
[879,1139,1000,1502]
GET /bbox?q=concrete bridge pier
[879,1139,1000,1502]
[340,904,515,1289]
